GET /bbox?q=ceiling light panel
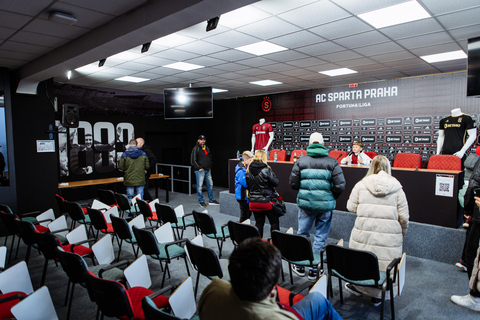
[114,76,150,83]
[420,50,467,63]
[163,62,205,71]
[212,88,228,93]
[319,68,358,76]
[358,1,431,29]
[235,41,288,56]
[250,80,283,86]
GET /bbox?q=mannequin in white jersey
[437,108,477,159]
[251,118,274,153]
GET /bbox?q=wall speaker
[62,104,79,128]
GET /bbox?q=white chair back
[36,209,55,228]
[309,274,327,297]
[169,277,197,320]
[124,255,151,289]
[0,261,34,295]
[154,222,175,244]
[398,252,406,296]
[11,286,58,320]
[128,214,146,229]
[174,205,185,218]
[149,199,159,212]
[92,234,115,265]
[102,206,118,223]
[66,224,89,247]
[91,199,110,211]
[47,215,69,237]
[241,219,251,224]
[0,246,6,269]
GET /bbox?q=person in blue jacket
[235,150,254,222]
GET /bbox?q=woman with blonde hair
[245,150,280,238]
[345,155,409,305]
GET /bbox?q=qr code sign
[439,183,450,192]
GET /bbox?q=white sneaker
[451,294,480,312]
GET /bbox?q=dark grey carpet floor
[6,187,478,319]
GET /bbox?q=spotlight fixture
[48,11,78,25]
[206,16,220,32]
[98,59,106,67]
[141,42,151,53]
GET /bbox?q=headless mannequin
[437,108,477,158]
[251,118,274,153]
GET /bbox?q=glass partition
[0,93,8,186]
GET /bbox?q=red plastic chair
[269,149,287,161]
[0,292,26,320]
[393,153,422,169]
[427,155,462,171]
[364,151,378,159]
[328,150,348,164]
[289,150,306,162]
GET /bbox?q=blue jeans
[293,292,342,320]
[126,185,145,202]
[297,208,332,256]
[195,169,215,203]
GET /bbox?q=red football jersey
[252,122,273,150]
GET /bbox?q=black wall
[11,79,58,214]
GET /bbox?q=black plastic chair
[326,244,400,320]
[84,269,172,320]
[97,189,117,207]
[86,208,117,242]
[192,210,229,257]
[132,225,190,287]
[136,199,160,226]
[64,201,92,233]
[55,247,126,320]
[114,193,138,218]
[271,230,322,285]
[227,220,260,248]
[185,239,228,298]
[110,215,139,261]
[34,231,95,286]
[155,203,196,240]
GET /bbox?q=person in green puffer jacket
[289,132,345,281]
[119,139,149,201]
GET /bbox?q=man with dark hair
[199,237,342,320]
[119,139,149,201]
[136,137,157,201]
[190,135,219,207]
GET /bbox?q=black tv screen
[164,86,213,119]
[467,36,480,97]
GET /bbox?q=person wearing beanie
[190,135,219,208]
[340,141,372,166]
[289,131,345,281]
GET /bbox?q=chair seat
[62,244,93,256]
[0,291,27,320]
[20,217,37,224]
[172,218,195,228]
[152,243,185,260]
[288,252,321,267]
[101,223,115,233]
[124,234,137,244]
[147,211,159,221]
[54,234,68,244]
[34,225,49,233]
[277,286,304,306]
[122,286,168,320]
[89,264,125,282]
[332,269,387,287]
[78,215,91,224]
[205,226,229,239]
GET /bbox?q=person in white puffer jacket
[345,155,409,305]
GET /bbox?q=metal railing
[156,163,192,195]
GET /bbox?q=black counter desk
[228,159,462,228]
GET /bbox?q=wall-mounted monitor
[164,86,213,119]
[467,36,480,97]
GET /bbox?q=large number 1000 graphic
[57,120,135,177]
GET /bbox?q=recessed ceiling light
[212,88,228,93]
[250,80,283,86]
[420,50,467,63]
[67,71,72,80]
[75,64,99,73]
[235,41,288,56]
[163,62,205,71]
[114,76,150,83]
[319,68,358,77]
[358,0,431,29]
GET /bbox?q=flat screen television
[467,36,480,97]
[164,86,213,119]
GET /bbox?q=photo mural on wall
[257,72,480,161]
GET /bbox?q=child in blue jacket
[235,151,253,222]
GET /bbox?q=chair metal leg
[338,279,343,304]
[380,288,386,320]
[64,279,71,306]
[41,259,48,286]
[194,272,201,298]
[14,236,20,259]
[25,245,31,265]
[66,283,75,320]
[161,262,168,287]
[390,287,395,320]
[184,257,190,276]
[288,262,293,285]
[116,240,123,262]
[131,243,138,259]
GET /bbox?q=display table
[228,159,462,228]
[58,174,170,202]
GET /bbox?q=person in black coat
[136,137,157,201]
[246,150,279,238]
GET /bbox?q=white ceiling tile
[203,30,260,48]
[396,32,454,50]
[236,17,301,40]
[380,19,445,40]
[295,41,345,56]
[319,50,363,63]
[308,17,373,40]
[155,48,200,61]
[286,57,328,68]
[334,31,390,48]
[436,7,480,29]
[176,40,229,55]
[270,30,325,49]
[329,0,407,15]
[186,56,229,67]
[420,0,480,15]
[278,1,351,29]
[353,42,404,56]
